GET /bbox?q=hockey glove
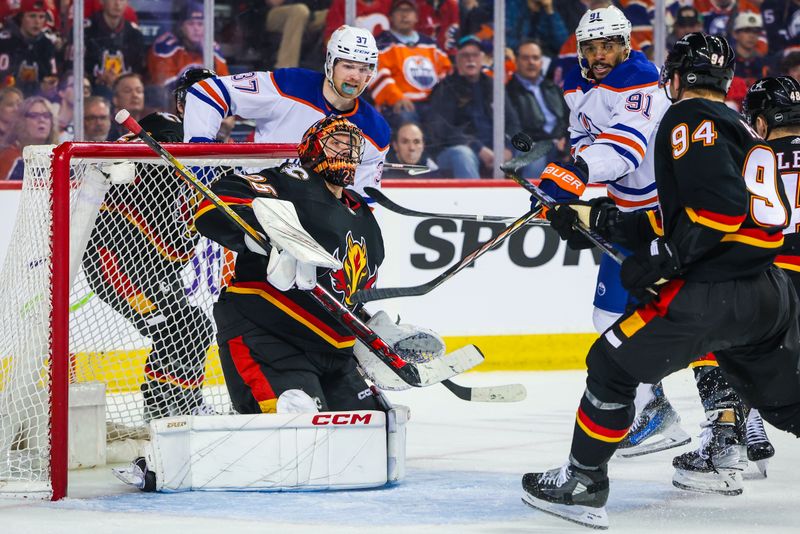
[546,197,618,250]
[620,237,681,295]
[530,160,589,212]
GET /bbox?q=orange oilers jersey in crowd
[182,68,390,196]
[563,50,670,211]
[371,34,452,107]
[147,32,229,88]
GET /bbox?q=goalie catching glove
[354,311,446,391]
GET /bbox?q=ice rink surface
[2,370,799,533]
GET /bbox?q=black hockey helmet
[174,67,216,110]
[743,76,800,130]
[660,32,735,97]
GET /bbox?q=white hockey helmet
[325,25,379,98]
[575,5,632,80]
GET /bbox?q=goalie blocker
[115,403,409,492]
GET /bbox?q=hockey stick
[365,186,550,227]
[500,150,627,266]
[441,378,526,402]
[351,206,542,304]
[114,110,480,389]
[383,163,431,176]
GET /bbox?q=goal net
[0,142,296,499]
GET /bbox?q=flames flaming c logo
[330,232,377,306]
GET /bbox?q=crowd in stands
[2,0,800,180]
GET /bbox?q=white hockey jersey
[182,68,391,196]
[563,51,670,211]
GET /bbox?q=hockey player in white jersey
[531,5,691,458]
[182,25,390,196]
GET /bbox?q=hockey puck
[511,131,533,153]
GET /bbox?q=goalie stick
[113,109,483,389]
[351,206,542,304]
[365,186,550,227]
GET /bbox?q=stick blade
[413,344,484,387]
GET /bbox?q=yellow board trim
[576,413,628,443]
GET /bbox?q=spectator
[147,2,230,96]
[82,0,145,94]
[0,96,58,180]
[782,52,800,83]
[762,0,800,58]
[506,0,568,57]
[0,0,58,96]
[0,87,23,140]
[323,0,392,42]
[556,0,590,34]
[372,0,452,128]
[55,71,92,141]
[733,12,770,88]
[695,0,760,42]
[426,35,513,178]
[383,121,438,178]
[416,0,460,56]
[83,95,112,142]
[107,72,144,138]
[261,1,313,68]
[506,39,569,177]
[668,6,704,49]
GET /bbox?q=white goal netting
[0,143,291,499]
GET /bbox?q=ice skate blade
[672,468,743,496]
[754,458,769,478]
[616,430,691,458]
[522,492,609,530]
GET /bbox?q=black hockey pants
[214,290,384,414]
[569,266,800,469]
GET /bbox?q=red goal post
[0,142,296,500]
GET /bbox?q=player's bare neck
[322,83,356,113]
[680,89,724,103]
[769,127,800,140]
[324,180,344,199]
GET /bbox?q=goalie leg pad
[133,410,407,492]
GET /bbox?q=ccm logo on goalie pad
[312,413,373,425]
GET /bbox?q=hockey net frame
[0,142,297,500]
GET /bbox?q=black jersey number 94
[670,119,788,228]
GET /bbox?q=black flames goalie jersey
[651,97,789,281]
[195,164,385,354]
[768,135,800,278]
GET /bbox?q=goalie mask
[297,116,365,187]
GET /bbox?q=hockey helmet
[297,116,365,187]
[660,32,735,98]
[575,5,632,80]
[174,67,216,112]
[743,76,800,131]
[325,25,378,98]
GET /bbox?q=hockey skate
[521,463,610,530]
[745,409,775,477]
[616,387,690,458]
[672,409,747,496]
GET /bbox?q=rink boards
[0,181,606,374]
